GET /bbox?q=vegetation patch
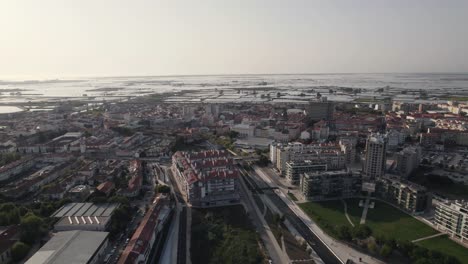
[298,199,358,237]
[298,199,463,263]
[351,199,437,241]
[416,235,468,264]
[191,205,264,264]
[287,192,298,201]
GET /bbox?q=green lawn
[299,199,468,263]
[417,235,468,264]
[298,200,359,237]
[346,199,438,241]
[299,199,437,241]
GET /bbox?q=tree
[109,205,131,235]
[412,258,433,264]
[108,195,130,207]
[90,196,108,203]
[397,240,415,257]
[442,256,461,264]
[20,213,45,244]
[337,225,352,241]
[228,131,239,139]
[0,203,20,225]
[380,244,393,258]
[367,240,378,253]
[156,185,171,193]
[11,241,30,262]
[352,225,372,239]
[38,202,55,217]
[374,234,386,245]
[0,153,21,166]
[256,155,270,167]
[410,246,429,261]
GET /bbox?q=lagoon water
[1,73,467,99]
[0,106,23,114]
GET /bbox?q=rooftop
[52,202,119,218]
[25,230,108,264]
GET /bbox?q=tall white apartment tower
[363,133,387,179]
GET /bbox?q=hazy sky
[1,0,468,78]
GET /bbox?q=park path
[360,193,372,224]
[341,199,355,227]
[412,232,445,243]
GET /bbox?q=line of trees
[0,199,71,262]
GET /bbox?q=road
[247,166,341,264]
[252,165,385,264]
[107,210,143,264]
[167,164,189,264]
[238,172,290,264]
[159,207,179,264]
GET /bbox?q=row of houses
[118,194,173,264]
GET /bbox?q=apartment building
[284,160,327,185]
[270,142,346,175]
[306,98,334,121]
[363,133,387,179]
[172,150,240,207]
[376,175,429,214]
[395,146,421,178]
[300,170,361,201]
[434,200,468,243]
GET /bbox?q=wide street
[252,165,385,264]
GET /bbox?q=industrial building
[25,230,109,264]
[51,203,119,231]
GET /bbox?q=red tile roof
[117,196,169,264]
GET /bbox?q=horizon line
[1,71,468,81]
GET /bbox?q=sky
[1,0,468,78]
